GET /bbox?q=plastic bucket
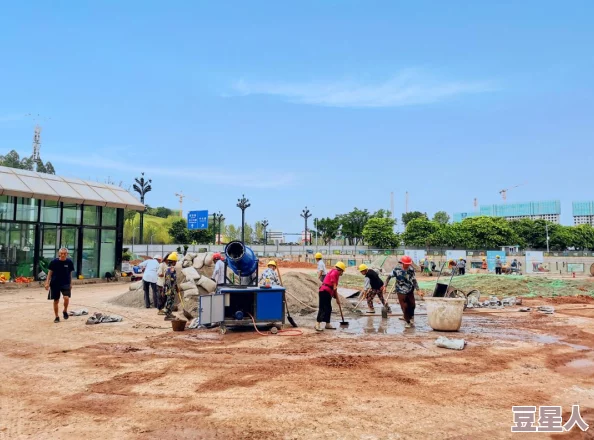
[171,319,187,332]
[424,297,465,332]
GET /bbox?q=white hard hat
[154,255,162,260]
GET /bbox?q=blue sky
[1,0,593,231]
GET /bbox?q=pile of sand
[282,272,356,315]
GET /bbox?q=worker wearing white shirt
[139,255,161,308]
[315,252,327,282]
[212,253,226,285]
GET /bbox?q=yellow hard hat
[482,257,486,260]
[496,255,500,258]
[335,261,346,271]
[358,264,368,272]
[167,252,178,261]
[315,252,323,259]
[267,260,277,267]
[459,257,464,260]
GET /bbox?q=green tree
[189,216,217,244]
[362,217,399,249]
[315,217,341,245]
[253,221,265,244]
[0,150,55,174]
[432,211,450,225]
[401,211,427,227]
[225,224,240,242]
[402,217,439,247]
[338,208,370,245]
[548,225,573,251]
[570,224,594,250]
[168,219,190,244]
[459,217,519,249]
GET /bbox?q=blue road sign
[188,210,208,230]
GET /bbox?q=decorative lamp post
[301,207,312,250]
[262,219,269,256]
[133,172,152,244]
[237,195,250,244]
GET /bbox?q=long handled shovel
[354,289,369,315]
[277,267,297,327]
[336,295,349,327]
[177,288,194,321]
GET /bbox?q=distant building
[267,230,284,244]
[573,201,594,226]
[454,200,561,224]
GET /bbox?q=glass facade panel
[39,225,59,276]
[100,230,116,276]
[0,222,36,279]
[63,203,80,225]
[0,196,14,221]
[82,228,99,278]
[83,205,99,226]
[41,200,60,223]
[16,198,38,222]
[102,207,117,227]
[60,227,79,267]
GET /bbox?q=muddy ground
[0,278,593,439]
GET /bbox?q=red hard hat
[213,253,222,261]
[400,256,413,265]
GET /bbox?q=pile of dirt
[417,274,594,298]
[281,272,355,315]
[110,286,146,308]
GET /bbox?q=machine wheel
[270,327,279,335]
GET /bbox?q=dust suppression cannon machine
[198,240,287,334]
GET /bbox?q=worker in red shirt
[315,261,346,332]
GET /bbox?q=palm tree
[133,173,152,244]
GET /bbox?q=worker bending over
[385,256,420,328]
[315,252,327,282]
[162,252,179,320]
[259,260,281,286]
[358,264,390,314]
[316,261,346,332]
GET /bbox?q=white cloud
[231,69,496,108]
[46,154,297,189]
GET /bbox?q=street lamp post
[262,219,269,256]
[237,195,250,244]
[132,226,140,254]
[132,172,152,244]
[212,213,220,245]
[301,207,311,254]
[218,213,225,245]
[545,223,550,253]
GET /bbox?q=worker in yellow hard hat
[161,252,179,320]
[315,252,327,282]
[495,255,503,275]
[316,261,345,332]
[481,257,488,271]
[456,256,467,276]
[359,264,390,314]
[258,260,280,286]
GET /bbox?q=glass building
[454,200,561,224]
[0,166,144,280]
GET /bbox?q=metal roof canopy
[0,166,144,211]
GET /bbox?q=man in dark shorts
[45,247,75,323]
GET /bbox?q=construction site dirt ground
[1,277,594,439]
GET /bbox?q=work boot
[366,309,375,314]
[410,318,415,326]
[404,321,411,328]
[54,317,60,323]
[63,311,69,320]
[325,323,336,330]
[164,313,175,321]
[157,309,165,315]
[315,322,324,332]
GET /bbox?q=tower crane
[175,192,199,218]
[499,182,527,203]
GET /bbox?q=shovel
[177,289,194,321]
[277,266,297,327]
[336,295,349,327]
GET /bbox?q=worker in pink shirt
[315,261,346,332]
